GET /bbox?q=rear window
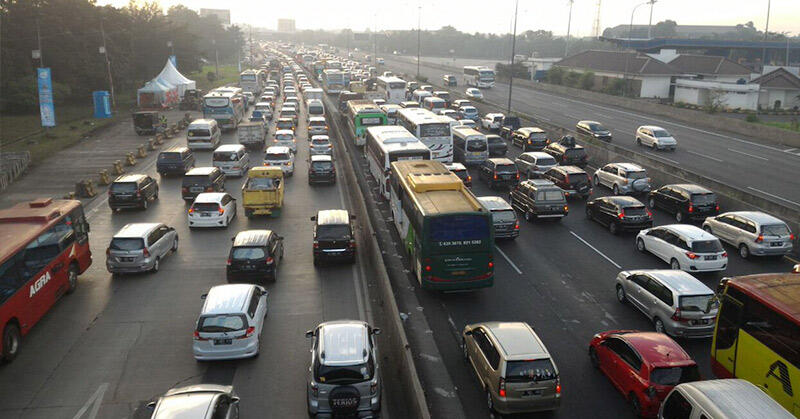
[564,148,587,158]
[536,190,564,201]
[276,134,293,141]
[277,121,293,128]
[649,365,700,386]
[529,132,548,141]
[110,182,137,193]
[623,206,648,216]
[188,129,211,138]
[110,238,144,251]
[626,171,647,180]
[159,152,181,161]
[504,359,558,383]
[315,359,374,384]
[491,210,516,223]
[197,314,247,333]
[761,224,790,236]
[312,138,330,145]
[192,202,220,212]
[690,193,716,205]
[312,161,333,170]
[691,240,723,253]
[231,247,266,260]
[535,156,557,166]
[183,175,210,185]
[266,153,290,161]
[495,164,516,174]
[309,120,326,127]
[451,170,468,181]
[679,294,717,312]
[466,139,487,152]
[213,151,240,161]
[317,224,352,240]
[567,173,589,186]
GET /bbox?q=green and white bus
[347,100,387,146]
[389,160,494,290]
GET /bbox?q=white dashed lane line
[569,231,622,269]
[727,148,769,161]
[494,246,522,275]
[686,150,723,163]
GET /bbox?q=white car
[481,113,504,131]
[593,162,651,195]
[273,129,297,153]
[636,224,728,272]
[636,125,677,151]
[192,284,268,360]
[307,117,329,136]
[264,146,295,175]
[465,88,483,99]
[188,192,237,228]
[456,119,478,130]
[458,106,480,122]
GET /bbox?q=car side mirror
[793,264,800,274]
[231,396,240,404]
[305,330,315,338]
[464,330,473,336]
[147,401,156,410]
[350,215,357,220]
[310,216,316,221]
[200,293,208,300]
[372,328,381,336]
[231,237,236,241]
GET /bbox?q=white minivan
[212,144,249,177]
[187,119,222,150]
[193,284,268,361]
[264,146,295,175]
[306,99,325,120]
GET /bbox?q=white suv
[264,146,295,176]
[593,162,651,195]
[636,125,677,151]
[636,224,728,272]
[188,192,237,228]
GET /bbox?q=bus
[388,160,494,290]
[239,69,264,95]
[203,91,245,131]
[463,66,496,88]
[376,76,407,104]
[396,108,453,163]
[347,100,387,146]
[366,126,431,199]
[322,69,345,94]
[326,60,343,70]
[0,198,92,361]
[711,272,800,413]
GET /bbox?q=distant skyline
[98,0,799,37]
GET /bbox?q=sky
[97,0,799,37]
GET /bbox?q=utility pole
[213,39,219,78]
[99,20,115,108]
[625,2,649,97]
[416,4,421,80]
[565,0,574,57]
[507,0,519,115]
[761,0,771,73]
[35,17,44,67]
[646,0,656,39]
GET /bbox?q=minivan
[636,224,728,272]
[226,230,284,283]
[422,97,447,113]
[307,99,325,119]
[157,147,195,176]
[453,127,489,166]
[477,196,519,240]
[659,379,794,419]
[514,152,557,179]
[193,284,268,361]
[702,211,794,258]
[106,223,178,274]
[542,136,588,168]
[212,144,249,177]
[181,167,225,201]
[509,179,568,221]
[108,174,158,211]
[186,119,222,150]
[273,129,297,153]
[648,184,719,223]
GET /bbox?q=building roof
[667,54,751,77]
[751,67,800,90]
[555,50,676,76]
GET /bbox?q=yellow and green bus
[712,272,800,415]
[347,100,387,147]
[388,160,494,291]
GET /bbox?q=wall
[674,85,701,105]
[760,89,800,110]
[640,76,671,98]
[722,90,759,110]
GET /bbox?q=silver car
[514,152,557,178]
[702,211,794,258]
[106,223,178,274]
[193,284,268,361]
[593,162,651,195]
[310,135,334,156]
[147,384,239,419]
[306,320,381,418]
[615,269,718,338]
[636,125,677,151]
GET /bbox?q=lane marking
[564,113,582,120]
[686,150,723,163]
[727,148,768,161]
[594,113,612,119]
[494,246,522,274]
[784,148,799,153]
[72,383,109,419]
[644,152,680,165]
[746,187,800,208]
[569,231,622,269]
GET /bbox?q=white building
[554,50,675,98]
[752,67,800,110]
[674,79,759,110]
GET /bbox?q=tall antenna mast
[592,0,602,37]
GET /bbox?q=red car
[588,330,700,418]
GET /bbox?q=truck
[242,167,284,218]
[237,121,267,148]
[303,88,324,101]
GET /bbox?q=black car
[108,174,158,211]
[511,127,550,151]
[308,154,336,185]
[227,230,284,283]
[647,184,719,222]
[585,196,653,235]
[181,167,226,201]
[576,120,612,142]
[509,179,568,221]
[444,163,471,187]
[486,135,508,157]
[542,166,593,199]
[157,147,195,176]
[543,136,588,168]
[478,158,519,189]
[312,210,356,265]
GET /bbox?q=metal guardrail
[0,151,31,192]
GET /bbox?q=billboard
[37,68,56,127]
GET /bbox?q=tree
[653,20,677,38]
[547,67,565,85]
[564,71,582,87]
[580,71,595,90]
[704,88,727,113]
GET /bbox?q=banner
[37,68,56,127]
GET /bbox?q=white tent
[155,59,196,97]
[137,78,179,108]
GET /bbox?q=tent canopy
[155,59,196,96]
[137,78,179,108]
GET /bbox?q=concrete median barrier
[137,145,147,158]
[124,152,136,167]
[147,138,157,150]
[98,169,111,186]
[112,160,125,175]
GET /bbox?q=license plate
[692,319,710,325]
[242,265,255,270]
[704,255,717,260]
[523,389,543,396]
[120,257,134,262]
[451,271,466,276]
[190,187,203,192]
[201,213,211,217]
[214,339,232,345]
[771,242,783,247]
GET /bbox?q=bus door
[713,294,743,377]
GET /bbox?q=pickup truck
[242,167,284,218]
[237,121,267,148]
[481,113,505,131]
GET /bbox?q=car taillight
[188,207,194,214]
[143,248,150,258]
[488,261,494,268]
[499,377,506,398]
[756,234,764,243]
[722,252,728,258]
[671,308,687,322]
[514,222,520,230]
[556,378,561,396]
[182,187,188,192]
[788,233,795,240]
[106,247,111,256]
[424,265,432,272]
[467,176,472,182]
[239,326,256,339]
[349,239,356,248]
[206,187,214,192]
[218,207,225,215]
[370,378,378,394]
[515,173,520,180]
[265,256,274,264]
[193,330,208,341]
[564,205,569,212]
[226,258,232,266]
[310,381,319,397]
[493,173,498,180]
[715,204,720,211]
[618,211,625,219]
[688,204,694,213]
[313,241,319,249]
[646,209,653,217]
[685,252,699,260]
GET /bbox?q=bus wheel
[2,323,20,362]
[66,263,79,294]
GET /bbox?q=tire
[2,323,21,362]
[739,244,750,259]
[670,258,681,270]
[636,137,642,146]
[636,238,646,252]
[648,197,656,208]
[651,142,657,150]
[609,222,619,235]
[151,257,160,273]
[172,238,179,252]
[612,184,619,195]
[271,264,278,282]
[616,285,627,304]
[654,317,666,334]
[524,210,533,222]
[153,187,159,199]
[589,346,599,369]
[462,338,469,363]
[593,175,599,186]
[585,207,593,219]
[141,198,148,210]
[486,389,496,413]
[675,211,684,222]
[630,393,642,417]
[66,263,79,294]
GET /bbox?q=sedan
[585,196,653,235]
[147,385,240,419]
[636,224,727,272]
[576,120,612,141]
[465,88,483,99]
[636,125,676,151]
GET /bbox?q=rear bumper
[309,174,336,184]
[188,215,227,227]
[227,267,275,283]
[618,221,653,231]
[193,340,259,360]
[107,259,153,273]
[314,248,356,261]
[109,199,145,209]
[494,395,561,414]
[494,230,519,239]
[187,142,216,150]
[751,243,793,256]
[157,165,188,174]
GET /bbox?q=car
[451,99,472,110]
[226,230,284,283]
[432,91,451,106]
[437,109,458,119]
[399,101,419,108]
[456,119,477,129]
[444,162,471,187]
[147,384,240,419]
[311,209,356,265]
[478,158,519,189]
[181,167,226,202]
[511,127,549,151]
[310,135,334,156]
[477,196,519,240]
[157,146,195,176]
[306,321,382,418]
[419,84,433,92]
[648,184,719,223]
[576,120,612,141]
[509,179,568,221]
[586,196,653,234]
[636,125,677,151]
[462,322,561,415]
[481,113,505,131]
[242,92,254,109]
[212,144,250,177]
[486,134,507,157]
[307,116,329,136]
[458,105,480,122]
[275,117,295,132]
[308,154,336,185]
[249,112,269,124]
[193,284,268,360]
[188,192,237,228]
[589,330,700,417]
[702,211,795,258]
[465,88,483,99]
[373,98,386,107]
[498,116,522,140]
[542,166,592,199]
[593,163,651,195]
[659,379,795,419]
[272,129,297,153]
[443,74,457,86]
[542,136,588,168]
[279,106,298,123]
[108,174,158,211]
[514,152,558,179]
[253,102,273,119]
[264,146,295,176]
[636,224,728,272]
[106,223,178,274]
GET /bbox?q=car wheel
[630,393,643,417]
[153,187,159,199]
[2,323,21,362]
[462,338,469,363]
[609,222,619,235]
[612,184,619,195]
[648,197,656,208]
[172,238,179,252]
[616,285,627,304]
[651,142,657,150]
[486,389,496,413]
[272,264,278,282]
[585,207,593,219]
[739,244,750,259]
[636,238,646,252]
[66,263,79,294]
[670,258,681,270]
[151,257,160,273]
[636,137,642,146]
[589,346,600,369]
[593,175,599,186]
[675,211,684,222]
[142,198,148,210]
[654,317,666,334]
[524,210,533,222]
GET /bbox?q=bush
[579,71,595,90]
[603,79,625,96]
[547,67,565,85]
[564,71,581,87]
[207,71,217,82]
[416,75,428,82]
[745,114,759,123]
[1,75,72,113]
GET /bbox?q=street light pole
[565,0,574,57]
[100,20,115,108]
[646,0,657,39]
[507,0,519,115]
[761,0,771,73]
[416,4,421,80]
[212,39,219,78]
[624,2,649,97]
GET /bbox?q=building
[752,67,800,110]
[603,24,739,39]
[648,50,753,82]
[199,9,230,26]
[674,79,759,110]
[554,50,676,98]
[277,19,296,33]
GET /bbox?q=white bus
[396,108,453,163]
[365,126,431,199]
[322,69,345,94]
[239,69,264,95]
[463,66,496,88]
[376,76,407,104]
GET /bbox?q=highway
[381,55,800,210]
[0,94,380,418]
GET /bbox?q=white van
[186,119,221,150]
[212,144,249,177]
[659,379,793,419]
[412,89,432,104]
[452,127,489,166]
[307,99,325,120]
[304,87,324,101]
[422,97,447,113]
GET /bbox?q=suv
[511,127,549,151]
[514,152,558,179]
[462,322,561,415]
[181,167,225,201]
[593,163,651,195]
[444,162,471,187]
[478,158,519,189]
[636,125,677,151]
[542,166,592,199]
[585,196,653,235]
[477,196,519,240]
[509,179,568,221]
[311,210,356,265]
[702,211,794,258]
[486,134,507,157]
[309,154,336,185]
[106,223,178,274]
[108,174,158,211]
[227,230,284,283]
[157,147,195,176]
[306,321,382,418]
[636,224,728,272]
[265,146,295,176]
[648,184,719,222]
[543,136,588,168]
[481,113,505,131]
[576,120,612,141]
[443,74,457,86]
[498,116,521,140]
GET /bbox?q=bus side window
[0,255,25,305]
[715,295,743,350]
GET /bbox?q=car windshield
[466,139,487,152]
[505,359,558,383]
[109,237,144,251]
[231,247,266,260]
[587,123,604,131]
[246,177,277,190]
[316,224,351,240]
[495,164,516,174]
[192,203,219,212]
[265,153,290,161]
[690,193,716,205]
[492,210,516,223]
[537,190,565,201]
[568,173,589,186]
[692,240,723,253]
[653,129,672,138]
[316,359,374,384]
[761,224,790,236]
[110,182,137,193]
[649,366,700,386]
[680,294,717,312]
[197,314,247,333]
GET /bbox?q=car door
[596,165,611,187]
[626,274,650,312]
[643,228,666,259]
[155,225,172,258]
[146,228,165,260]
[658,230,683,263]
[601,200,618,226]
[468,328,492,384]
[597,338,628,391]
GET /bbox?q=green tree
[653,20,678,38]
[580,71,595,90]
[547,67,565,85]
[564,71,582,87]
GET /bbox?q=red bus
[0,198,92,362]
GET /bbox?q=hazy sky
[97,0,799,37]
